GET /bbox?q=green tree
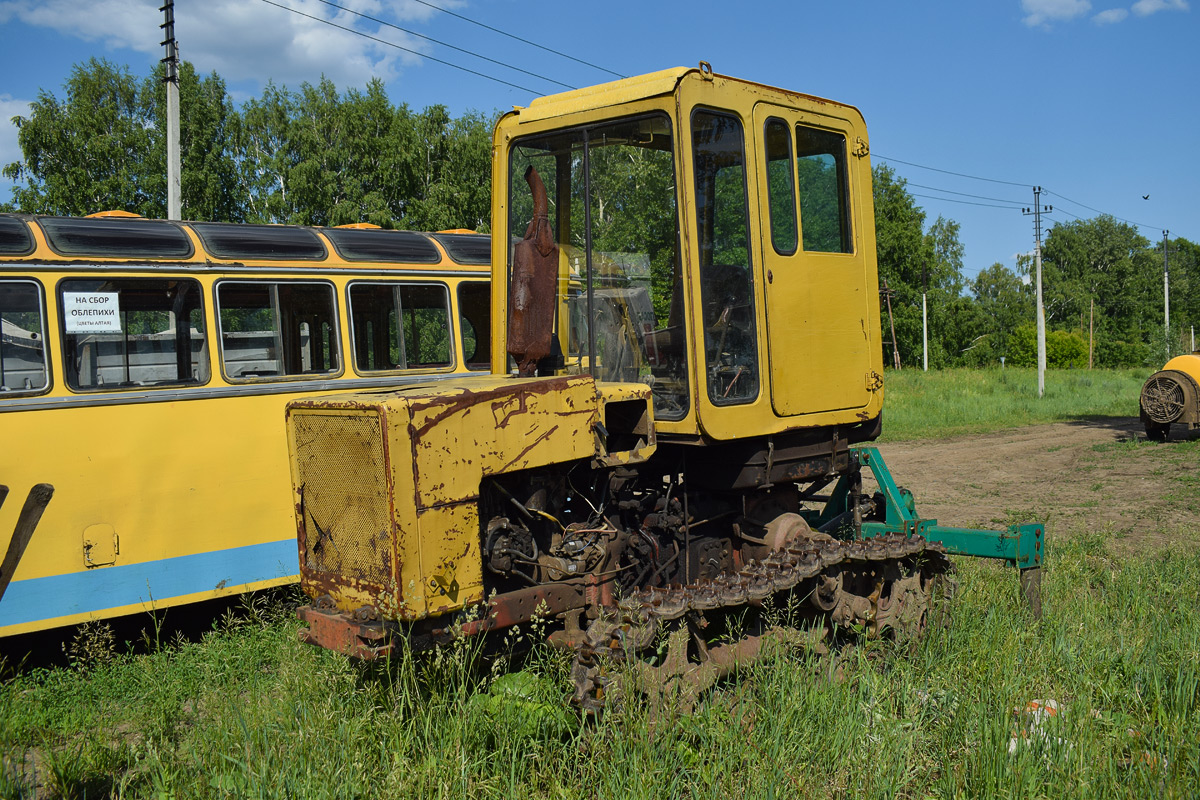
[234,81,297,223]
[1041,215,1156,364]
[4,58,244,221]
[872,165,971,368]
[400,105,495,231]
[1159,235,1198,355]
[970,261,1033,362]
[4,58,157,216]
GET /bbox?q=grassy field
[879,367,1147,440]
[3,368,1198,799]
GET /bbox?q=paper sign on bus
[63,292,121,333]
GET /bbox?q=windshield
[508,114,688,419]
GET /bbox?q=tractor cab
[492,65,884,445]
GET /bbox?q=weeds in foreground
[2,532,1199,798]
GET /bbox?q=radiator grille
[292,409,393,585]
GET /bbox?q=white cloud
[1022,0,1093,26]
[0,0,458,92]
[0,95,33,176]
[1132,0,1189,15]
[1093,7,1130,22]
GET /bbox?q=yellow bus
[0,212,491,637]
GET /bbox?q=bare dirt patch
[874,417,1200,552]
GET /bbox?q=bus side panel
[0,394,302,635]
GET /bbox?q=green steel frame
[808,447,1045,615]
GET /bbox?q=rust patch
[298,606,392,659]
[459,581,586,636]
[507,166,558,376]
[497,424,560,474]
[407,376,585,440]
[492,392,528,428]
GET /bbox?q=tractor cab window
[507,114,688,419]
[692,110,759,405]
[796,125,852,254]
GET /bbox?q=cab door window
[59,278,208,390]
[1,280,49,394]
[692,109,759,405]
[217,282,339,379]
[796,125,852,254]
[348,282,452,372]
[764,118,798,255]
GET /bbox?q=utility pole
[1162,230,1170,360]
[881,279,901,370]
[921,263,929,372]
[161,0,181,221]
[1023,187,1051,398]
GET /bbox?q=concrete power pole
[1024,187,1051,398]
[161,0,181,221]
[1163,230,1170,361]
[921,263,928,372]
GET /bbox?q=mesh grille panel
[292,410,393,585]
[1141,375,1186,423]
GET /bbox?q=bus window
[457,282,490,370]
[1,280,49,394]
[217,282,340,379]
[349,283,452,372]
[60,278,208,390]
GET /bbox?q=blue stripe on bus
[0,540,299,627]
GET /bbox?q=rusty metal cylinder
[1140,353,1200,425]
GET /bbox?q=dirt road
[874,418,1198,550]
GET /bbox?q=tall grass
[2,368,1193,798]
[880,367,1147,440]
[2,527,1198,798]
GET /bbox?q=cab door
[752,103,875,418]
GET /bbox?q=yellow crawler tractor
[287,65,1043,708]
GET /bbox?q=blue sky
[0,0,1195,281]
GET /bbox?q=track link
[571,533,953,713]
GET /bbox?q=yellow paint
[0,216,491,637]
[1162,353,1200,387]
[490,67,884,444]
[288,374,653,619]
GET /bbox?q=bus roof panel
[324,228,441,264]
[191,222,326,261]
[38,216,193,259]
[0,216,34,255]
[432,233,490,265]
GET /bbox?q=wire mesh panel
[291,409,394,586]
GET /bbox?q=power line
[907,182,1025,206]
[405,0,625,79]
[312,0,575,91]
[882,153,1172,233]
[258,0,542,94]
[910,192,1026,210]
[875,153,1029,187]
[1042,189,1162,232]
